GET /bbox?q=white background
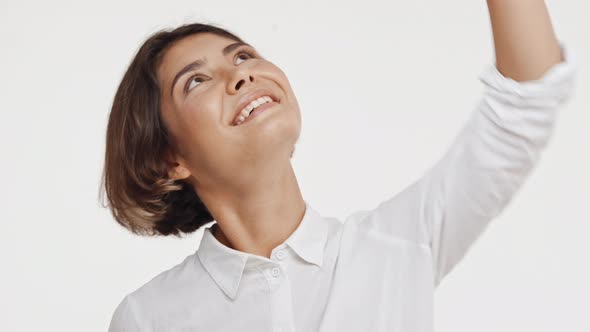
[1,0,588,331]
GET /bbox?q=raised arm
[487,0,563,81]
[352,0,576,287]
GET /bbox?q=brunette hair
[99,22,248,237]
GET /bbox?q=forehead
[158,33,237,87]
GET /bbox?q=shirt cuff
[478,41,577,103]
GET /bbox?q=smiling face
[156,32,301,191]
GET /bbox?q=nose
[236,75,254,90]
[228,68,255,94]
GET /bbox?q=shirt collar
[196,200,329,300]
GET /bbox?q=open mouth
[233,94,280,126]
[235,99,279,126]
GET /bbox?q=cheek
[265,63,295,101]
[179,98,230,148]
[269,63,290,84]
[180,94,220,125]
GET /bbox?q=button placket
[264,263,295,332]
[271,266,281,277]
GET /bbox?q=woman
[103,1,576,331]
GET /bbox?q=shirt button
[271,267,281,277]
[276,250,285,260]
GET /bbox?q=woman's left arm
[487,0,563,81]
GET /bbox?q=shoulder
[135,252,207,299]
[113,252,207,320]
[339,205,430,253]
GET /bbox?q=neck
[197,163,305,259]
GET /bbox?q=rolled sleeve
[356,41,577,288]
[425,41,577,286]
[479,41,576,106]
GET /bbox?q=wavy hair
[99,22,248,237]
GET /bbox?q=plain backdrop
[1,0,588,331]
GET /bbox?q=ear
[164,151,191,181]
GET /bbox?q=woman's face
[157,32,301,189]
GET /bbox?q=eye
[184,49,257,93]
[235,49,257,65]
[185,75,205,93]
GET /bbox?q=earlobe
[165,152,191,181]
[168,163,191,181]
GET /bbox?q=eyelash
[183,49,258,93]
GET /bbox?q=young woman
[103,1,576,331]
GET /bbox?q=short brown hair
[99,22,248,237]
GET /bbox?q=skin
[486,0,563,82]
[157,33,305,259]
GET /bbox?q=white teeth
[234,95,274,126]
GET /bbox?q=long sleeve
[426,41,576,286]
[357,41,576,288]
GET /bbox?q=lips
[233,88,279,126]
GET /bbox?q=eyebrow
[169,41,252,97]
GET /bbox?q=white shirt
[108,43,576,332]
